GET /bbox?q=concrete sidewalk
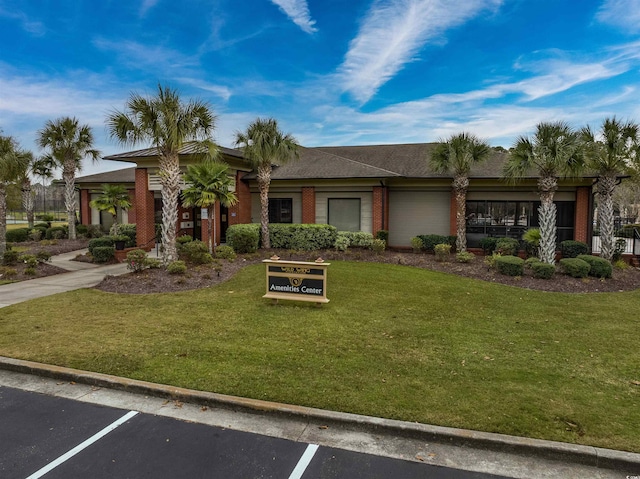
[0,250,129,308]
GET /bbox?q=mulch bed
[94,248,640,295]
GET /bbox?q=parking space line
[25,410,139,479]
[288,443,319,479]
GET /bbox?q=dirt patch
[93,249,640,295]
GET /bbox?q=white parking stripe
[288,443,319,479]
[25,410,139,479]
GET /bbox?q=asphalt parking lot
[1,386,505,479]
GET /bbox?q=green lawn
[0,261,638,452]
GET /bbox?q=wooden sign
[263,257,330,305]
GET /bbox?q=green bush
[531,261,555,279]
[118,224,137,247]
[5,228,30,243]
[560,240,589,258]
[2,249,20,265]
[270,224,337,251]
[375,230,389,242]
[215,245,236,260]
[126,249,149,272]
[24,267,37,276]
[36,251,52,263]
[577,254,612,278]
[39,213,55,222]
[335,231,374,249]
[177,234,193,244]
[418,234,456,253]
[2,267,17,277]
[19,254,38,268]
[522,228,540,258]
[495,255,524,276]
[29,229,43,242]
[167,260,187,274]
[34,222,51,229]
[484,252,501,269]
[88,237,115,255]
[560,258,590,278]
[434,243,451,262]
[495,237,519,256]
[86,225,104,238]
[92,246,115,263]
[334,235,350,252]
[612,238,627,262]
[456,251,475,263]
[180,240,214,264]
[372,239,386,255]
[76,224,88,237]
[410,236,423,252]
[226,224,260,253]
[524,257,541,268]
[45,226,67,240]
[479,237,498,254]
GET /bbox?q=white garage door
[388,191,451,247]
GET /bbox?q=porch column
[229,171,251,225]
[134,168,155,248]
[80,189,91,225]
[301,187,316,223]
[449,190,457,236]
[372,186,388,235]
[574,186,590,243]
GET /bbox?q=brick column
[134,168,155,248]
[449,190,457,236]
[372,186,388,235]
[574,186,590,243]
[80,189,91,225]
[301,187,316,224]
[229,171,251,225]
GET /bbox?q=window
[328,198,361,232]
[269,198,293,223]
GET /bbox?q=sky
[1,0,640,177]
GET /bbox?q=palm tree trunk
[208,205,215,254]
[453,175,469,252]
[63,161,77,240]
[22,179,35,228]
[537,176,557,264]
[0,183,7,258]
[597,173,617,262]
[160,153,180,265]
[257,164,271,249]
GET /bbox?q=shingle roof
[76,167,135,184]
[104,143,245,161]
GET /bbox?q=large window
[269,198,293,223]
[466,200,575,247]
[328,198,361,232]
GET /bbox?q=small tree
[16,151,36,228]
[0,135,30,258]
[89,184,133,235]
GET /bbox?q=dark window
[269,198,293,223]
[328,198,361,232]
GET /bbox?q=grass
[5,222,66,231]
[0,261,638,452]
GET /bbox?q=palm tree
[234,118,299,249]
[31,155,56,217]
[181,161,238,254]
[581,118,640,262]
[106,84,217,264]
[89,184,133,235]
[430,132,491,252]
[37,117,100,240]
[504,121,584,264]
[0,135,30,258]
[15,150,36,228]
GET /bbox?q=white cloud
[596,0,640,33]
[92,38,199,71]
[175,78,232,102]
[139,0,159,17]
[338,0,502,104]
[0,7,45,36]
[269,0,317,34]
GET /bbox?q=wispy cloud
[596,0,640,33]
[139,0,159,17]
[92,37,199,70]
[175,77,232,102]
[0,7,45,36]
[337,0,502,104]
[269,0,317,34]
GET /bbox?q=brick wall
[574,186,590,243]
[372,186,388,235]
[449,190,457,236]
[229,171,251,225]
[301,187,316,223]
[80,189,91,225]
[134,169,155,247]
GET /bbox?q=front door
[193,208,202,241]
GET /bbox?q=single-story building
[75,143,595,250]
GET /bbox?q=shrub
[522,228,540,258]
[349,232,374,248]
[410,236,423,253]
[24,267,37,276]
[524,257,541,268]
[126,249,149,272]
[2,249,19,266]
[29,229,43,242]
[434,243,451,262]
[456,251,475,263]
[484,252,502,269]
[39,213,55,222]
[36,251,52,263]
[86,225,104,238]
[614,259,628,270]
[5,228,30,243]
[215,245,236,260]
[226,224,260,253]
[372,239,386,255]
[167,260,187,274]
[180,240,214,264]
[34,222,51,229]
[92,246,115,263]
[560,258,590,278]
[495,255,524,276]
[19,254,38,268]
[118,224,137,247]
[88,237,115,255]
[577,254,612,279]
[560,240,589,258]
[76,224,88,237]
[495,237,519,256]
[612,238,627,262]
[479,237,498,255]
[2,267,17,277]
[45,226,67,240]
[270,224,337,250]
[334,235,350,252]
[177,234,193,244]
[418,234,456,253]
[531,261,555,279]
[375,230,389,243]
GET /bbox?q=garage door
[388,191,450,247]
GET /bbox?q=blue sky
[1,0,640,176]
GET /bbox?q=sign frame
[263,258,330,305]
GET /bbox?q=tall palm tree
[430,132,491,252]
[106,84,217,264]
[32,155,56,217]
[581,117,639,261]
[16,150,36,228]
[234,118,299,249]
[0,135,30,258]
[504,121,584,264]
[181,161,238,254]
[89,184,133,235]
[37,117,100,239]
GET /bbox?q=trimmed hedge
[5,228,30,243]
[577,254,612,278]
[335,231,374,249]
[269,223,337,251]
[495,255,524,276]
[560,258,590,278]
[531,261,555,279]
[92,246,115,263]
[88,237,115,255]
[495,237,519,256]
[479,237,498,254]
[45,226,67,240]
[418,234,456,253]
[179,240,214,264]
[226,224,260,253]
[560,240,589,258]
[118,224,137,247]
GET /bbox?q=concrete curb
[1,356,638,474]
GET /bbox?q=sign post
[263,256,330,305]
